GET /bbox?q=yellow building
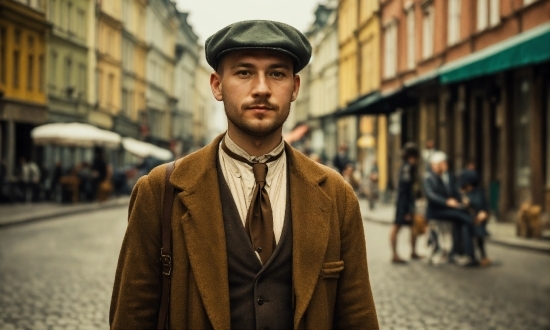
[358,0,387,193]
[91,0,122,130]
[119,0,148,138]
[338,0,359,161]
[0,0,49,177]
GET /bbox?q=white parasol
[122,137,173,161]
[31,123,122,149]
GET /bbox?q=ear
[210,72,223,101]
[291,74,301,102]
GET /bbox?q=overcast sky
[174,0,321,43]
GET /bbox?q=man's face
[210,49,300,138]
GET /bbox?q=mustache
[241,99,279,111]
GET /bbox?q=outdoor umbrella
[31,123,122,149]
[121,137,173,161]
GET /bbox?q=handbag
[412,213,428,235]
[157,161,176,330]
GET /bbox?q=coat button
[257,296,264,305]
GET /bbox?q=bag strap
[157,161,176,330]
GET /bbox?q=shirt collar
[222,133,285,186]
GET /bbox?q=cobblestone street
[0,205,549,329]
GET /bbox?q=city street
[1,206,549,330]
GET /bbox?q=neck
[226,126,283,157]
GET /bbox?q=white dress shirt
[219,134,287,246]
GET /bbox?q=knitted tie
[221,139,284,264]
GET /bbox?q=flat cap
[205,20,312,73]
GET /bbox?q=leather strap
[157,161,176,330]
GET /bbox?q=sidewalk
[359,198,550,253]
[0,196,131,228]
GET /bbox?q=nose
[251,74,271,99]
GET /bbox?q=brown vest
[217,161,294,330]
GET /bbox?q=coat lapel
[286,146,332,328]
[170,134,231,330]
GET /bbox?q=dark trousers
[427,208,475,260]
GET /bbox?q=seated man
[423,152,478,266]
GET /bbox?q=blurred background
[0,0,549,329]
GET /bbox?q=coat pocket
[320,260,344,279]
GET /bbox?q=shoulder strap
[157,161,176,330]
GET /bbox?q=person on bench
[423,152,478,267]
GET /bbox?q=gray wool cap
[205,20,312,73]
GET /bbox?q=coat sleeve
[333,183,379,329]
[423,175,448,207]
[109,174,163,329]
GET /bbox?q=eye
[236,70,251,77]
[270,71,285,78]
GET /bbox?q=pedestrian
[110,20,378,329]
[390,143,422,263]
[333,143,351,174]
[423,152,478,266]
[20,157,41,203]
[91,147,107,201]
[50,161,63,202]
[367,161,379,210]
[342,163,362,194]
[421,139,438,172]
[459,169,491,267]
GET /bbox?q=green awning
[440,23,550,84]
[336,92,382,117]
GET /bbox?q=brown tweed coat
[109,134,379,329]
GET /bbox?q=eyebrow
[230,62,292,71]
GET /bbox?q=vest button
[256,246,262,253]
[257,297,264,305]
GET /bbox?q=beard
[223,95,291,138]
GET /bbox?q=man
[423,152,477,266]
[390,143,422,263]
[333,143,351,174]
[421,139,438,172]
[110,20,378,329]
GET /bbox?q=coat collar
[170,133,332,329]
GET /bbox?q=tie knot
[252,163,268,183]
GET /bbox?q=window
[50,0,56,23]
[478,0,499,31]
[406,7,415,69]
[108,73,114,107]
[50,52,57,90]
[65,57,72,90]
[0,27,6,84]
[27,54,34,90]
[422,4,434,59]
[122,88,128,116]
[78,63,86,94]
[97,69,103,104]
[77,9,85,39]
[383,22,397,78]
[38,55,44,92]
[448,0,461,45]
[489,0,500,26]
[13,51,20,88]
[67,2,72,34]
[15,29,21,45]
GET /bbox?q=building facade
[353,0,550,222]
[91,0,122,130]
[0,0,49,177]
[307,2,339,163]
[173,12,199,156]
[118,0,148,139]
[144,0,177,148]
